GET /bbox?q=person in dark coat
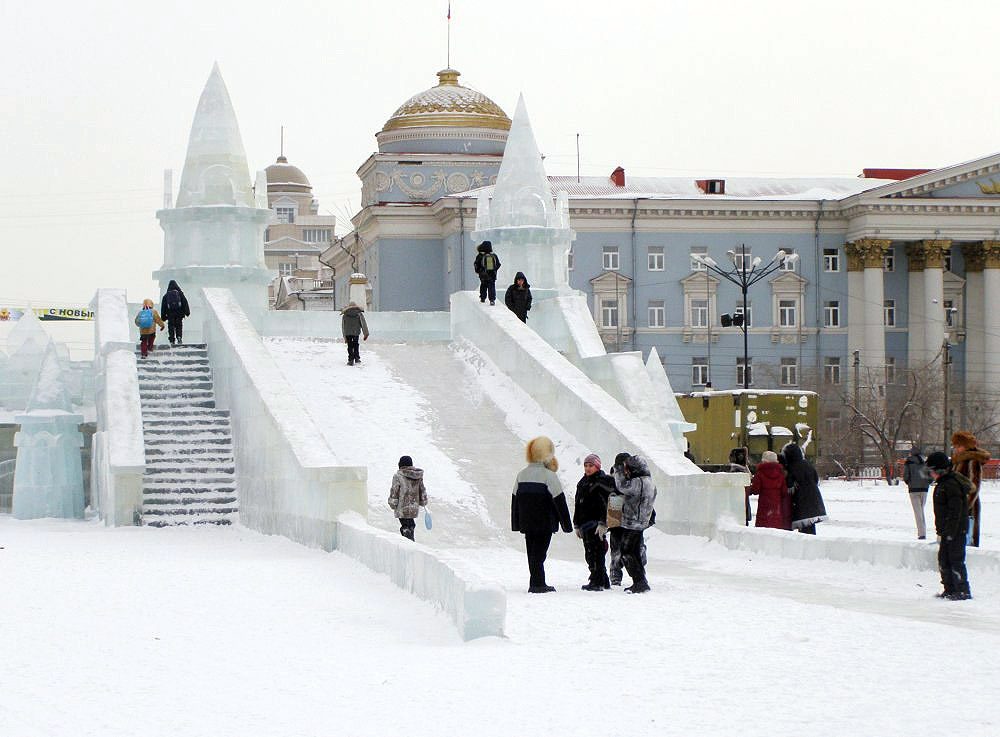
[504,272,532,323]
[473,241,501,305]
[610,454,657,593]
[573,453,615,591]
[749,450,791,530]
[511,436,572,593]
[159,279,190,346]
[607,452,631,586]
[781,442,827,534]
[951,430,989,548]
[341,301,370,366]
[902,445,932,539]
[927,451,973,600]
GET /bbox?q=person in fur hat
[609,454,657,593]
[573,453,615,590]
[473,240,501,305]
[749,450,791,529]
[781,441,827,534]
[951,430,989,547]
[341,301,370,366]
[388,455,428,541]
[511,436,573,593]
[927,450,974,600]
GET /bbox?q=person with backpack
[473,241,501,305]
[134,299,165,358]
[903,445,932,540]
[388,455,428,541]
[160,280,190,347]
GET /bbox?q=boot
[625,581,651,594]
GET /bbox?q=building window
[825,410,841,436]
[705,179,726,194]
[823,248,840,272]
[886,357,897,385]
[278,262,294,276]
[779,248,796,271]
[302,228,331,243]
[735,300,752,328]
[647,246,664,271]
[884,299,896,327]
[690,298,709,328]
[734,249,752,273]
[824,357,842,385]
[779,299,797,327]
[648,300,665,328]
[602,246,620,270]
[737,357,752,387]
[883,248,895,272]
[780,357,799,386]
[692,358,709,386]
[823,300,840,328]
[567,250,574,271]
[275,206,295,224]
[601,299,619,328]
[690,246,708,271]
[944,249,952,272]
[944,299,956,327]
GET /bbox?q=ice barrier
[202,288,367,546]
[451,290,747,537]
[90,289,146,526]
[337,513,505,640]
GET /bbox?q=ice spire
[487,94,555,229]
[26,342,74,413]
[175,63,254,207]
[6,307,48,355]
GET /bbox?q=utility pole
[853,350,862,471]
[943,339,952,450]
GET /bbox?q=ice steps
[137,343,238,528]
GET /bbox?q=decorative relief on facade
[446,172,470,193]
[845,238,891,271]
[981,240,1000,269]
[920,239,951,269]
[374,171,392,193]
[470,171,486,188]
[976,179,1000,195]
[391,169,448,199]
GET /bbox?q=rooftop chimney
[610,166,625,187]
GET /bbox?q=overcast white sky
[3,0,1000,307]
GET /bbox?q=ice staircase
[136,343,238,526]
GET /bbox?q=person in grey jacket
[341,301,370,366]
[903,446,931,539]
[388,455,428,541]
[610,455,657,593]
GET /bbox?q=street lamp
[691,244,798,389]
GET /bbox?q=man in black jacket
[573,453,615,591]
[473,241,501,305]
[927,451,973,600]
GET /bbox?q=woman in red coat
[749,450,791,530]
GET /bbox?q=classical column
[846,239,891,381]
[905,243,926,365]
[922,240,950,365]
[981,241,1000,390]
[961,243,985,391]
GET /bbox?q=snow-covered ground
[4,336,999,735]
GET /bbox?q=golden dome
[381,69,511,133]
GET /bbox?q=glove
[574,528,583,539]
[596,524,607,538]
[363,335,368,341]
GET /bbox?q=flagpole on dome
[447,1,451,69]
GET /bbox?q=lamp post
[691,244,798,389]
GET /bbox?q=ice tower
[473,95,574,297]
[1,309,51,410]
[12,342,85,519]
[155,64,272,340]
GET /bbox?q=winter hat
[761,450,778,463]
[614,452,631,467]
[951,430,977,449]
[398,455,413,468]
[583,453,601,470]
[482,240,492,251]
[925,451,952,472]
[526,436,558,471]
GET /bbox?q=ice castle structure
[154,63,272,342]
[12,342,85,519]
[473,95,574,297]
[1,309,52,411]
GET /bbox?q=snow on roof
[454,175,897,201]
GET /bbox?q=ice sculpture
[155,63,273,340]
[12,342,85,519]
[2,311,51,410]
[473,95,574,295]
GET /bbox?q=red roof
[860,168,931,180]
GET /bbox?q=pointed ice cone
[489,94,554,229]
[26,342,74,413]
[175,63,254,207]
[6,307,48,355]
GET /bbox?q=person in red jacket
[749,450,791,530]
